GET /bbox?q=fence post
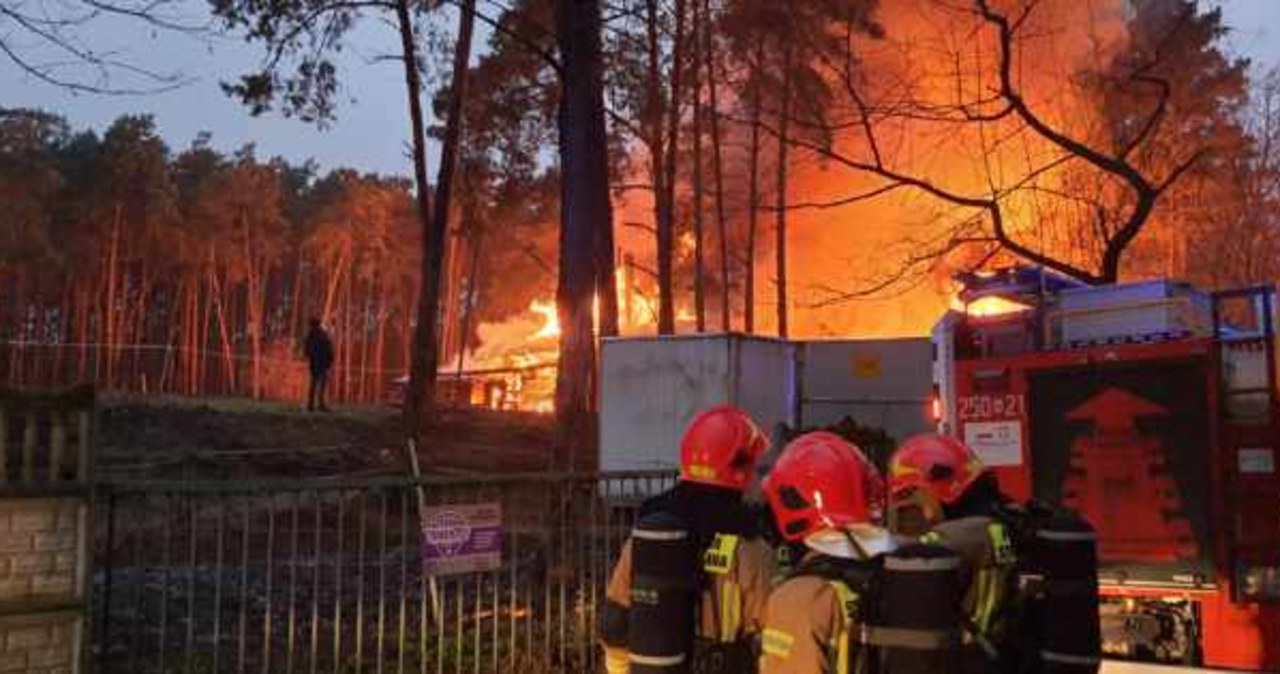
[404,439,442,625]
[96,488,116,672]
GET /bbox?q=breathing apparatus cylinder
[627,510,699,674]
[1018,510,1102,674]
[871,542,965,674]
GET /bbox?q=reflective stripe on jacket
[759,570,858,674]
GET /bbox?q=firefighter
[757,431,897,674]
[886,434,1015,671]
[601,405,777,674]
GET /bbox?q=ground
[98,394,557,480]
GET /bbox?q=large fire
[446,299,563,413]
[457,0,1139,414]
[457,271,701,412]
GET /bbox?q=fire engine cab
[932,267,1280,671]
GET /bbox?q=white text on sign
[957,394,1026,421]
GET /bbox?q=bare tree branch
[79,0,210,32]
[778,0,1208,286]
[622,220,657,235]
[0,0,213,94]
[770,182,904,211]
[1156,149,1207,193]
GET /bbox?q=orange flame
[952,295,1033,318]
[462,0,1137,414]
[531,300,560,340]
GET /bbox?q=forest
[0,111,561,404]
[2,0,1280,416]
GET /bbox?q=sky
[1,1,1278,178]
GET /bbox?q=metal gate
[92,471,676,673]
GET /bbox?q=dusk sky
[2,1,1277,178]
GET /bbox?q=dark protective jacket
[304,326,334,373]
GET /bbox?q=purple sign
[421,502,503,576]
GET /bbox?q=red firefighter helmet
[679,405,768,491]
[763,431,885,542]
[888,433,987,506]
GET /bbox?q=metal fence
[92,471,678,674]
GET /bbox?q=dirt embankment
[98,395,556,480]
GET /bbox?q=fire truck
[932,267,1280,671]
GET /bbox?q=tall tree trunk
[595,179,618,337]
[360,272,375,402]
[132,274,152,391]
[456,222,485,379]
[289,251,305,344]
[9,270,25,385]
[322,241,350,325]
[400,0,437,434]
[704,0,730,333]
[745,41,763,335]
[775,47,792,339]
[111,241,130,387]
[76,284,89,382]
[402,0,476,438]
[399,276,414,378]
[373,274,389,403]
[183,277,197,394]
[658,0,686,334]
[241,213,264,399]
[54,278,73,384]
[103,204,122,388]
[207,263,236,393]
[438,231,458,366]
[690,0,706,333]
[374,307,388,403]
[555,0,611,471]
[12,271,25,384]
[644,0,674,335]
[158,279,181,393]
[0,269,8,382]
[403,277,418,384]
[200,274,213,394]
[342,272,353,402]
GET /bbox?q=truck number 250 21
[957,394,1025,421]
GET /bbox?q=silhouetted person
[303,317,334,412]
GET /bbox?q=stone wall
[0,499,82,603]
[0,615,79,674]
[0,498,84,674]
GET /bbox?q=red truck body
[934,271,1280,670]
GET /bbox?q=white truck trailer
[598,333,933,472]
